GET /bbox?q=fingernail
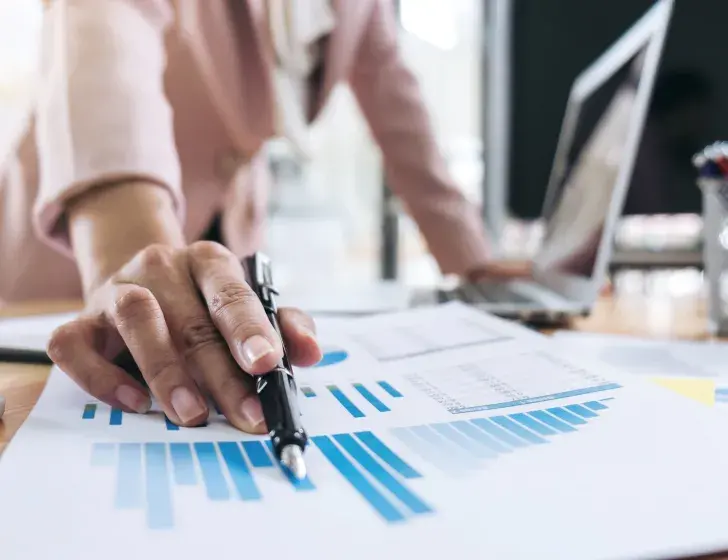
[171,387,205,424]
[240,396,265,429]
[239,335,275,370]
[116,385,150,414]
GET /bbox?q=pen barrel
[257,366,307,457]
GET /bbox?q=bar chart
[82,402,186,431]
[90,431,430,530]
[299,380,404,418]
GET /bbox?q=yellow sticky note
[651,377,716,406]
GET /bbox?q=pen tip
[280,445,307,480]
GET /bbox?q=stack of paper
[1,303,728,559]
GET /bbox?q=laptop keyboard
[438,282,535,304]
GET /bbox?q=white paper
[0,312,77,352]
[2,303,728,560]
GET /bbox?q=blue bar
[353,383,390,412]
[334,434,432,515]
[110,408,123,426]
[489,416,547,445]
[91,442,115,466]
[566,404,598,419]
[82,403,97,419]
[219,442,261,501]
[327,385,365,418]
[547,406,587,425]
[583,400,607,412]
[193,443,230,500]
[242,441,274,467]
[265,441,316,490]
[509,413,558,437]
[301,386,316,398]
[115,443,143,509]
[377,381,403,398]
[144,443,174,530]
[431,423,497,459]
[169,443,196,485]
[354,431,421,479]
[471,418,529,449]
[528,410,577,433]
[451,420,512,453]
[313,436,405,522]
[165,416,179,431]
[391,427,452,471]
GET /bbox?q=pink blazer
[0,0,490,303]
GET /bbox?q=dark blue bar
[115,443,143,509]
[471,418,529,448]
[431,423,497,459]
[219,442,261,501]
[91,442,115,466]
[243,441,274,467]
[265,441,316,490]
[490,416,547,445]
[509,413,558,437]
[170,443,196,485]
[82,403,97,420]
[144,443,174,529]
[566,404,598,419]
[327,385,365,418]
[193,443,230,500]
[528,410,577,433]
[450,420,511,454]
[354,431,421,479]
[377,381,403,398]
[547,406,587,425]
[165,416,179,431]
[583,401,608,412]
[110,408,123,426]
[313,436,405,522]
[353,383,390,412]
[334,434,432,515]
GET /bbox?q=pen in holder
[694,142,728,336]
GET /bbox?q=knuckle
[187,241,230,263]
[113,286,157,323]
[137,243,176,271]
[208,282,257,322]
[179,316,224,354]
[145,358,182,387]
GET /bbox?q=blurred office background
[0,0,722,299]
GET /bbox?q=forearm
[67,181,186,296]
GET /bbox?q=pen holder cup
[698,178,728,336]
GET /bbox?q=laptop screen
[536,49,647,279]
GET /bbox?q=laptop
[413,0,674,323]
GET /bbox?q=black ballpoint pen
[245,252,308,479]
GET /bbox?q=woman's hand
[47,241,322,434]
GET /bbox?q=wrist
[67,180,185,296]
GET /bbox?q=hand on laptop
[465,261,533,283]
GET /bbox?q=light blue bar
[169,443,196,485]
[219,442,261,501]
[354,431,421,479]
[471,418,529,448]
[509,413,558,437]
[144,443,174,530]
[566,404,598,419]
[193,443,230,500]
[82,403,97,420]
[410,425,471,466]
[242,441,274,467]
[546,406,587,425]
[490,416,547,445]
[334,434,432,515]
[265,441,316,490]
[165,416,179,431]
[353,383,390,412]
[431,423,497,459]
[528,410,577,433]
[583,401,607,412]
[313,436,405,523]
[391,427,451,471]
[451,420,512,453]
[448,383,622,414]
[115,443,143,509]
[91,442,115,466]
[327,385,365,418]
[110,408,123,426]
[377,381,403,398]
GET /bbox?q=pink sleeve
[33,0,184,257]
[348,0,491,276]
